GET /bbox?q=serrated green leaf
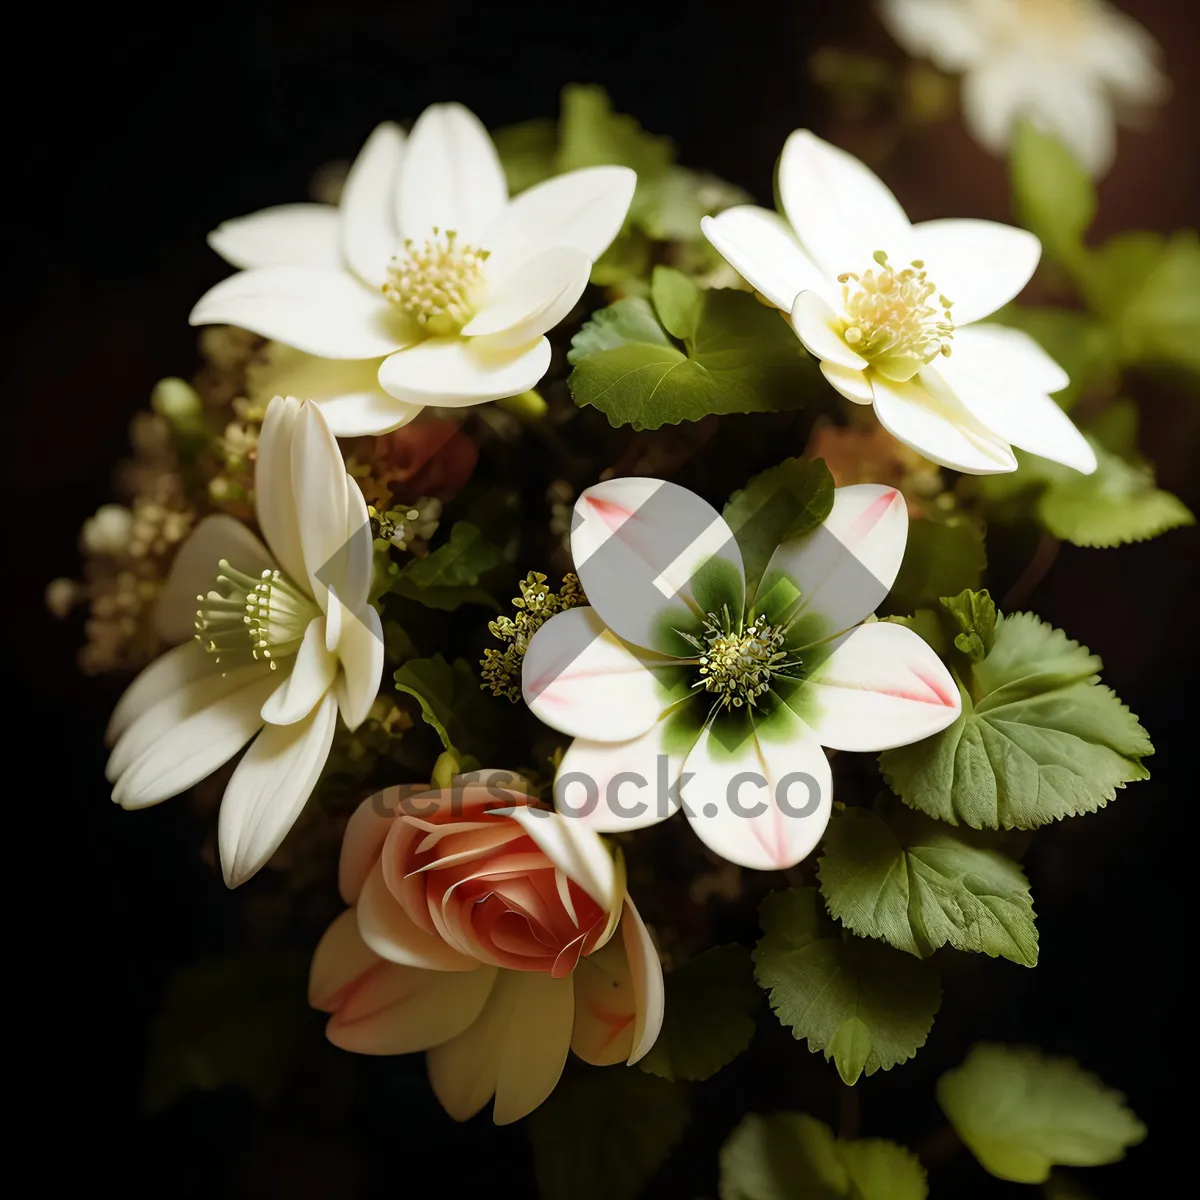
[389,521,504,610]
[393,654,491,755]
[651,266,704,341]
[527,1064,690,1200]
[142,951,312,1113]
[568,286,811,429]
[880,608,1152,829]
[940,588,997,662]
[723,457,835,600]
[639,945,759,1082]
[1010,121,1094,264]
[492,116,558,194]
[985,309,1115,410]
[818,807,1038,966]
[884,520,985,618]
[719,1112,928,1200]
[567,296,673,360]
[753,888,940,1084]
[937,1044,1146,1184]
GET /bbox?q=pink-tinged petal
[462,246,590,349]
[189,266,412,360]
[681,705,833,871]
[427,969,575,1125]
[339,792,400,904]
[778,130,912,280]
[254,397,308,588]
[910,219,1041,326]
[310,907,382,1011]
[872,373,1018,475]
[106,640,212,745]
[571,925,638,1066]
[802,621,961,751]
[757,484,909,638]
[259,618,337,725]
[820,360,874,404]
[483,166,635,282]
[397,103,507,243]
[333,600,384,731]
[377,336,551,407]
[700,206,830,310]
[522,607,674,742]
[340,122,404,289]
[357,860,477,972]
[570,476,746,655]
[218,690,338,887]
[554,715,698,833]
[618,899,664,1064]
[790,290,868,369]
[154,515,276,644]
[207,204,342,271]
[110,670,277,810]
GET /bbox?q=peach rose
[309,771,664,1124]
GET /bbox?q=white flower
[879,0,1167,176]
[701,131,1097,476]
[81,504,134,555]
[106,396,383,887]
[191,104,635,436]
[520,477,961,871]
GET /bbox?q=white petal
[315,390,424,436]
[879,0,989,69]
[681,705,833,871]
[189,266,412,360]
[700,206,830,310]
[155,515,276,643]
[570,476,746,656]
[333,599,384,730]
[554,714,700,833]
[427,969,575,1125]
[618,900,664,1064]
[821,360,875,403]
[255,396,308,588]
[111,670,276,809]
[106,640,212,745]
[207,204,342,271]
[340,122,404,288]
[961,57,1028,156]
[218,690,338,886]
[290,402,353,609]
[778,130,912,279]
[309,908,382,1010]
[956,324,1069,395]
[790,290,868,369]
[357,860,477,972]
[872,373,1018,475]
[259,618,337,725]
[1036,74,1117,177]
[377,336,551,407]
[911,219,1041,326]
[397,103,507,243]
[483,165,635,282]
[462,246,590,348]
[522,607,674,742]
[757,484,908,638]
[802,621,961,751]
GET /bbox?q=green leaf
[637,166,751,242]
[1010,121,1094,264]
[389,521,504,611]
[651,266,704,341]
[985,309,1115,410]
[941,588,997,662]
[719,1112,929,1200]
[492,116,558,194]
[142,951,312,1113]
[639,945,759,1082]
[818,807,1038,966]
[884,520,985,618]
[937,1044,1147,1184]
[880,607,1153,829]
[557,83,674,192]
[527,1064,690,1200]
[567,295,673,360]
[753,888,940,1084]
[723,457,835,600]
[393,654,491,755]
[569,285,811,429]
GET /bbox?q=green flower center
[383,227,490,336]
[839,251,954,379]
[194,560,319,671]
[686,608,800,713]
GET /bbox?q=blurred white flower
[81,504,135,555]
[879,0,1168,175]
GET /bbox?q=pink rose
[309,771,664,1124]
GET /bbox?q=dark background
[5,2,1196,1195]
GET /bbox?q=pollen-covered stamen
[683,607,801,712]
[839,250,954,380]
[194,560,319,672]
[383,227,489,336]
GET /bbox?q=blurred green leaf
[492,117,558,194]
[1010,122,1094,265]
[884,519,985,617]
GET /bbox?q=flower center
[194,560,319,671]
[688,608,799,713]
[383,227,489,336]
[839,251,954,381]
